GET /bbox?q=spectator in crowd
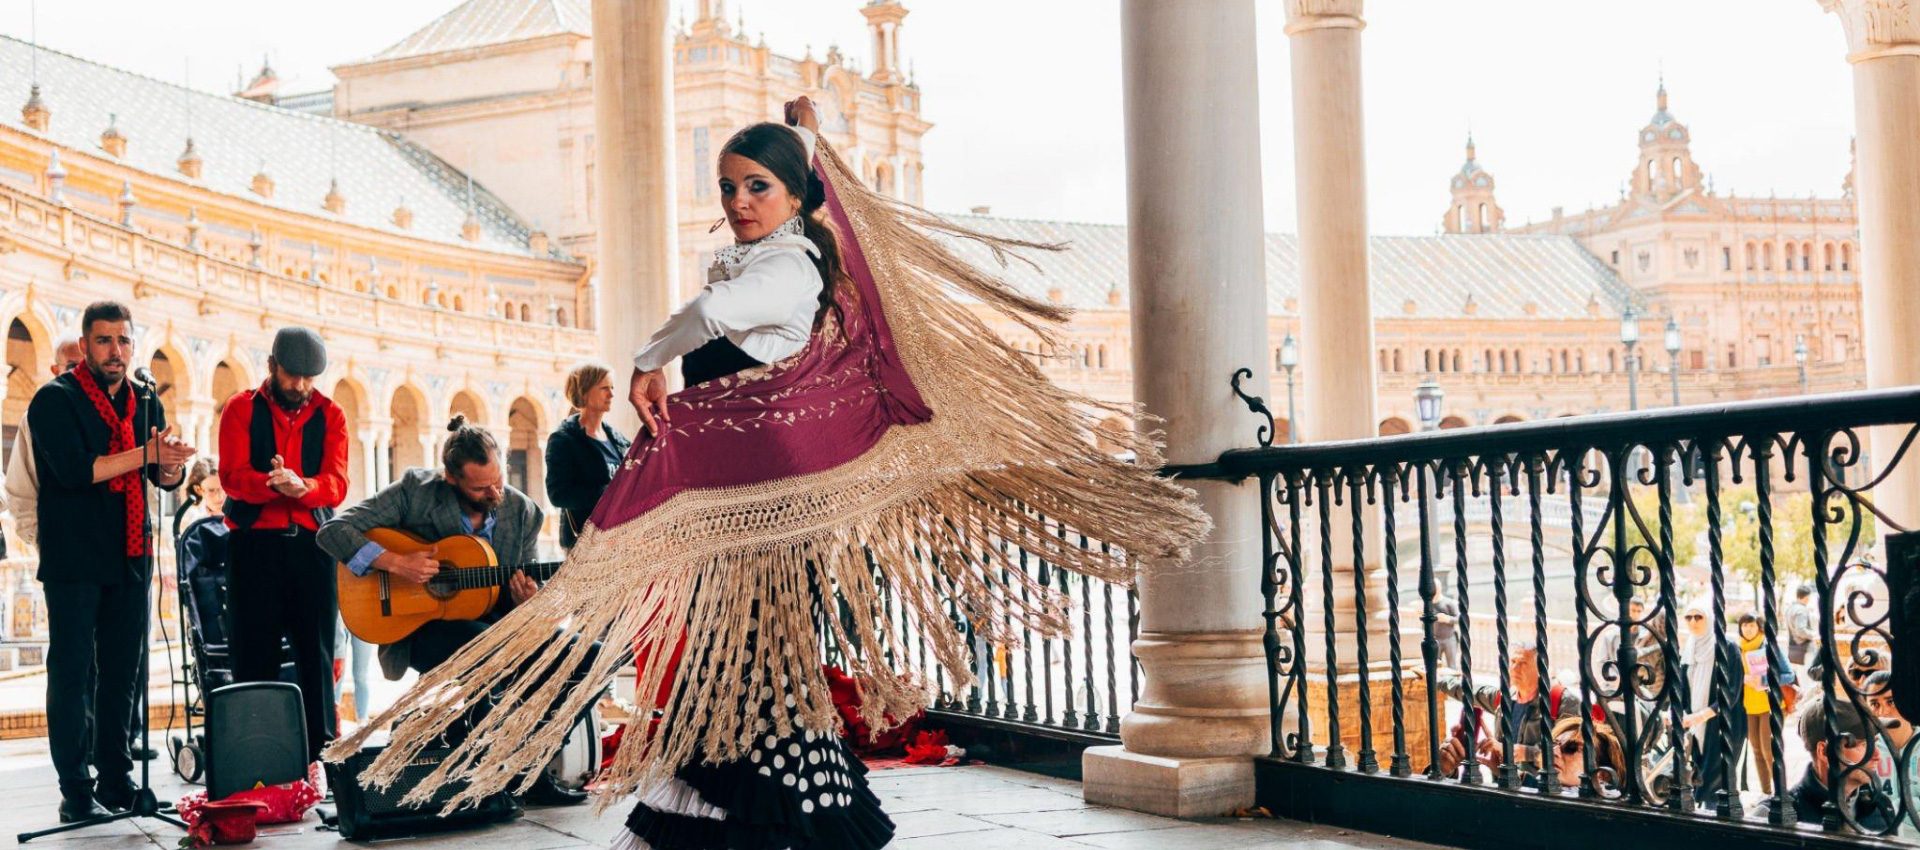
[1436,639,1585,782]
[1549,714,1628,796]
[1680,600,1746,803]
[1737,612,1798,796]
[1787,583,1820,674]
[1432,591,1461,671]
[1758,696,1892,831]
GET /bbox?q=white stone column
[592,0,678,437]
[1821,0,1920,527]
[356,428,379,501]
[373,431,392,489]
[1082,0,1269,819]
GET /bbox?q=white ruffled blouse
[632,126,823,374]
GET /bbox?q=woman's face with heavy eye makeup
[719,152,800,243]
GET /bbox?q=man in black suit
[32,301,196,821]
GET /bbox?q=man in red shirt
[217,327,350,765]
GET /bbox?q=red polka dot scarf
[72,363,145,557]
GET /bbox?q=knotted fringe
[322,137,1209,812]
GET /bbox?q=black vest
[682,336,764,386]
[225,392,335,530]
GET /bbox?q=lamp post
[1795,335,1810,395]
[1620,307,1641,411]
[1415,379,1445,433]
[1414,379,1445,592]
[1664,316,1682,407]
[1279,331,1299,444]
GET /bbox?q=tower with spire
[861,0,910,83]
[1630,78,1702,201]
[1442,135,1504,234]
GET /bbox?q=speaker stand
[19,387,185,843]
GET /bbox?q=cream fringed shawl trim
[322,137,1210,811]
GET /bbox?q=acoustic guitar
[336,527,563,645]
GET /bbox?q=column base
[1081,745,1253,818]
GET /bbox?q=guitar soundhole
[424,575,458,600]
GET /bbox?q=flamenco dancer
[327,97,1208,849]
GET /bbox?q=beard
[459,491,503,515]
[271,382,312,412]
[89,355,125,386]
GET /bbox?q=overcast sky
[0,1,1858,235]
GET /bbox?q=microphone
[131,366,158,388]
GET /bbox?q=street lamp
[1795,335,1810,395]
[1620,307,1641,411]
[1664,316,1682,407]
[1413,379,1446,599]
[1279,332,1299,444]
[1415,379,1445,432]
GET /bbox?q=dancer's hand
[630,368,669,436]
[785,96,820,134]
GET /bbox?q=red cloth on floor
[823,664,922,755]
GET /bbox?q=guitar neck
[448,560,564,590]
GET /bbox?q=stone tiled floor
[0,736,1440,849]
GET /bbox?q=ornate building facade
[321,0,928,303]
[0,34,596,654]
[0,0,1870,656]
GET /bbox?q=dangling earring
[708,217,727,233]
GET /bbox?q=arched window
[1671,156,1683,183]
[1783,242,1796,271]
[1824,242,1836,271]
[1561,350,1571,372]
[1646,159,1657,184]
[1498,350,1509,373]
[1452,350,1463,372]
[1722,247,1732,271]
[1762,242,1774,271]
[1841,242,1852,271]
[1476,203,1488,229]
[520,303,532,322]
[1482,349,1492,373]
[556,306,571,327]
[1097,345,1107,369]
[1745,242,1756,271]
[1379,349,1389,372]
[1576,351,1586,372]
[1802,241,1814,271]
[1457,206,1467,231]
[1393,350,1403,372]
[1607,349,1618,372]
[1423,349,1433,372]
[1513,349,1523,372]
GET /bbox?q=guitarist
[218,327,351,766]
[316,414,544,683]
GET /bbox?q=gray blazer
[318,467,544,678]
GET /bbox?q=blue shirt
[345,509,498,576]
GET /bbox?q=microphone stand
[19,373,186,842]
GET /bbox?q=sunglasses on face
[1556,737,1583,756]
[1685,614,1705,622]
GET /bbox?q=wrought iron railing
[822,531,1138,741]
[1199,387,1920,840]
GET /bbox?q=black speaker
[326,741,520,840]
[206,682,307,800]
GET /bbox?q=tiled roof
[368,0,592,63]
[938,214,1634,320]
[0,36,547,258]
